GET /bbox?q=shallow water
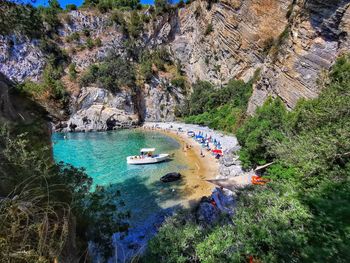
[52,130,190,223]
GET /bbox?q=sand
[141,122,241,207]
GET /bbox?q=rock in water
[160,172,181,183]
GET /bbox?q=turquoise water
[52,130,189,222]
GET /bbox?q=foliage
[0,1,44,38]
[0,126,130,262]
[65,32,80,43]
[185,104,245,133]
[129,10,143,38]
[68,63,77,81]
[139,48,172,81]
[39,37,69,68]
[16,80,46,97]
[236,97,287,169]
[65,4,77,11]
[262,26,291,60]
[146,55,350,263]
[79,53,135,92]
[171,77,187,91]
[38,0,63,34]
[86,37,95,49]
[204,23,213,36]
[145,214,202,262]
[206,0,219,10]
[83,0,141,11]
[154,0,172,15]
[183,77,254,130]
[95,37,102,47]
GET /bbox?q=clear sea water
[52,130,190,258]
[52,129,190,218]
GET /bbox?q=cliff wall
[0,0,349,130]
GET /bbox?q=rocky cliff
[151,0,350,112]
[248,0,350,112]
[0,0,349,131]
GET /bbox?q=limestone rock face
[150,0,349,111]
[57,87,139,132]
[0,35,45,82]
[0,0,349,124]
[58,10,126,70]
[164,0,292,85]
[140,76,186,122]
[247,0,350,112]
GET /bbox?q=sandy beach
[141,121,244,207]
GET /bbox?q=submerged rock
[160,172,181,183]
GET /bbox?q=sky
[24,0,155,8]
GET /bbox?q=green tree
[236,97,287,169]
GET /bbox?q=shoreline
[141,121,246,206]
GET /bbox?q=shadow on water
[105,174,188,263]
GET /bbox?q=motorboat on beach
[127,148,170,165]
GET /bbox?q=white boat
[127,148,170,165]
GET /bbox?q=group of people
[189,131,223,159]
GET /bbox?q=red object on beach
[211,149,223,155]
[251,176,270,185]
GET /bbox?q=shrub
[171,77,186,90]
[68,63,77,81]
[236,97,287,169]
[66,32,80,43]
[16,81,45,97]
[145,215,203,262]
[206,0,218,10]
[0,1,44,38]
[155,0,171,15]
[177,0,185,8]
[129,10,142,38]
[95,37,102,47]
[38,0,62,34]
[139,48,172,81]
[86,37,94,49]
[262,37,274,55]
[66,4,77,11]
[204,23,213,36]
[82,28,90,37]
[79,53,135,93]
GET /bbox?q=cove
[52,129,193,258]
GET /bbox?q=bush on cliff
[80,53,135,92]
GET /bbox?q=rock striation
[140,76,186,122]
[0,0,349,127]
[149,0,350,111]
[247,0,350,112]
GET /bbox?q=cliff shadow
[104,175,185,262]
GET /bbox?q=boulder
[196,198,220,226]
[160,172,181,183]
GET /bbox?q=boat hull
[127,154,170,165]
